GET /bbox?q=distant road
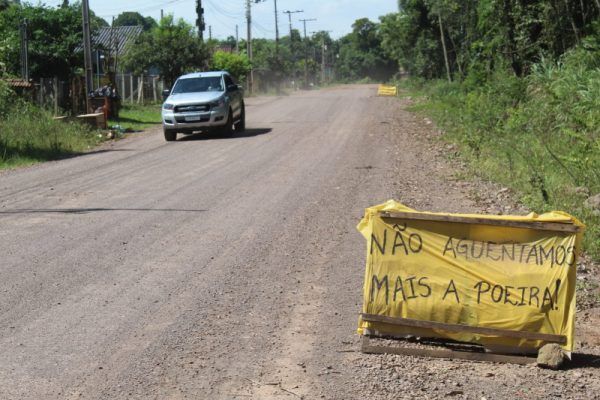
[0,85,402,398]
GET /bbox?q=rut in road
[0,85,496,399]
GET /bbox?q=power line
[97,0,191,18]
[253,20,273,34]
[205,0,244,19]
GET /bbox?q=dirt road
[1,85,599,399]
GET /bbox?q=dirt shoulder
[345,95,600,400]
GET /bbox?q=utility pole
[300,18,316,39]
[299,18,316,89]
[109,16,116,89]
[235,25,239,53]
[282,10,303,88]
[246,0,253,93]
[273,0,279,46]
[81,0,93,112]
[209,25,212,41]
[19,19,29,81]
[96,50,101,88]
[283,10,303,38]
[196,0,205,41]
[245,0,265,94]
[322,41,326,84]
[312,30,332,85]
[160,9,164,21]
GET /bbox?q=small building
[91,25,144,78]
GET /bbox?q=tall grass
[0,83,102,169]
[400,44,600,260]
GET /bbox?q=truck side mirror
[162,89,170,99]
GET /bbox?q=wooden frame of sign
[360,313,568,364]
[361,335,537,365]
[379,212,581,233]
[360,212,576,364]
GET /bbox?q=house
[91,25,144,76]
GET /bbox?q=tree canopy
[0,2,106,80]
[121,15,207,87]
[379,0,600,81]
[334,18,398,82]
[114,11,157,31]
[211,51,251,82]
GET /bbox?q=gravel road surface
[1,85,599,399]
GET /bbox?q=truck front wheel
[221,109,235,137]
[234,103,246,132]
[164,129,177,142]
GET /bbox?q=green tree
[122,15,207,87]
[113,11,157,31]
[0,3,106,80]
[221,36,237,51]
[380,0,599,81]
[211,51,251,82]
[335,18,398,82]
[0,0,19,11]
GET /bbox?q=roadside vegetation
[109,103,161,132]
[377,1,599,260]
[401,47,599,259]
[0,83,102,170]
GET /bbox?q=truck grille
[175,104,210,113]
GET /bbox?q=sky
[49,0,398,40]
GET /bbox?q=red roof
[3,79,33,88]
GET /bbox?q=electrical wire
[96,0,193,19]
[205,0,244,19]
[252,20,274,35]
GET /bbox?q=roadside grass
[109,103,162,132]
[396,47,600,261]
[0,104,103,170]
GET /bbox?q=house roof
[3,79,33,88]
[76,26,143,55]
[96,25,143,54]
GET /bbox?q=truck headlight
[163,103,174,111]
[209,97,225,108]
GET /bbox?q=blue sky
[49,0,398,40]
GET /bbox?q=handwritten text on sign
[357,201,583,351]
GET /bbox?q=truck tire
[221,109,235,137]
[164,129,177,142]
[234,103,246,132]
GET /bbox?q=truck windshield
[172,77,224,93]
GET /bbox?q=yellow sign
[357,201,584,352]
[378,85,397,96]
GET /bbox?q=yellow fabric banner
[377,85,398,96]
[357,201,584,352]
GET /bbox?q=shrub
[399,42,600,259]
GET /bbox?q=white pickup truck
[161,71,245,141]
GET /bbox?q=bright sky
[48,0,398,40]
